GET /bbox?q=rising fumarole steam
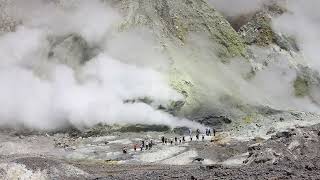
[0,0,203,130]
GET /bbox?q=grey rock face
[239,3,298,52]
[294,65,320,102]
[0,0,19,34]
[48,34,90,69]
[196,115,232,127]
[108,0,251,122]
[0,0,251,128]
[112,0,247,58]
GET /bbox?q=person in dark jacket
[123,147,127,154]
[149,140,153,149]
[161,136,165,144]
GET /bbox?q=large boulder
[48,34,90,69]
[294,65,320,102]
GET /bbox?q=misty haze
[0,0,320,179]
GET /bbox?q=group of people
[123,139,154,154]
[122,128,216,154]
[162,128,216,145]
[161,136,186,145]
[205,127,216,136]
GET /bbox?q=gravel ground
[1,124,320,179]
[77,162,320,180]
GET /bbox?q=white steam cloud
[273,0,320,70]
[202,0,320,113]
[0,0,203,130]
[243,0,320,113]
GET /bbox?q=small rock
[288,140,300,151]
[270,135,277,140]
[204,164,222,170]
[253,137,265,142]
[193,157,204,162]
[275,131,294,139]
[272,152,281,157]
[305,163,315,171]
[254,157,272,164]
[191,175,197,180]
[266,127,276,135]
[248,144,261,151]
[285,169,294,176]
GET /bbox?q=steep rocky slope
[1,1,320,179]
[0,0,252,124]
[112,0,247,58]
[109,0,251,120]
[237,2,320,106]
[0,0,320,133]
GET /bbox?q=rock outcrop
[294,65,320,103]
[112,0,247,58]
[244,124,320,167]
[238,3,289,48]
[48,34,91,69]
[0,0,19,34]
[109,0,250,121]
[237,2,320,106]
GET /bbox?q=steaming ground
[0,0,206,130]
[2,121,320,179]
[0,128,251,179]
